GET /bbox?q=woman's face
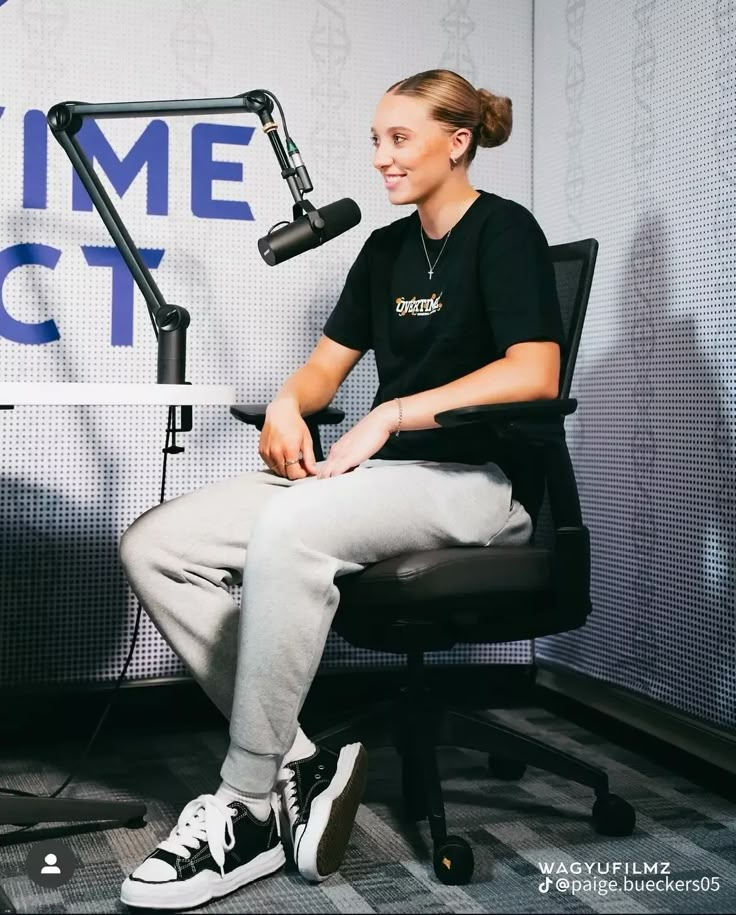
[371,92,456,206]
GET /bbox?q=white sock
[283,727,317,766]
[215,781,271,821]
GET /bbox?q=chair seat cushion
[331,544,590,650]
[330,531,592,650]
[335,544,553,608]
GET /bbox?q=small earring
[450,157,457,168]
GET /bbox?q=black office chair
[230,238,636,885]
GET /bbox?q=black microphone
[258,198,361,266]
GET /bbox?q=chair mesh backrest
[530,240,598,544]
[550,241,597,398]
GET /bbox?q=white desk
[0,382,236,406]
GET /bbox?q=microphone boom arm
[47,90,311,390]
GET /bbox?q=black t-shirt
[323,190,564,484]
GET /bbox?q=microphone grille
[320,198,361,241]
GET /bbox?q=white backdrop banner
[0,0,535,686]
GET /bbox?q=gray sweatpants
[119,458,532,795]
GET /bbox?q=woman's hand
[317,404,395,478]
[260,400,318,479]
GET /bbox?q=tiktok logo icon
[539,875,553,893]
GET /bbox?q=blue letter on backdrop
[23,109,48,209]
[191,123,254,220]
[0,244,61,344]
[82,246,165,346]
[73,120,169,215]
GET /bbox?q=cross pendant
[428,268,434,279]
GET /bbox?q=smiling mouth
[384,174,406,187]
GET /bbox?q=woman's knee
[119,502,173,579]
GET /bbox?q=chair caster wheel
[488,755,527,780]
[592,794,635,836]
[125,816,147,829]
[433,836,474,885]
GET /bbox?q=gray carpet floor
[1,707,734,913]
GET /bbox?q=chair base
[313,653,611,855]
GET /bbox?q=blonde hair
[386,69,512,164]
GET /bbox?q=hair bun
[477,88,513,148]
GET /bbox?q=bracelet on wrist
[394,397,402,437]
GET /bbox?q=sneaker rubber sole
[295,743,368,882]
[120,843,285,910]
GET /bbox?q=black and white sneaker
[120,793,285,910]
[278,743,367,882]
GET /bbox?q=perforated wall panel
[533,0,735,729]
[0,0,536,689]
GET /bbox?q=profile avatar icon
[26,840,77,887]
[41,853,61,875]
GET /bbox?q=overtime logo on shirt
[395,291,444,317]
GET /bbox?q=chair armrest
[435,398,577,428]
[230,403,345,430]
